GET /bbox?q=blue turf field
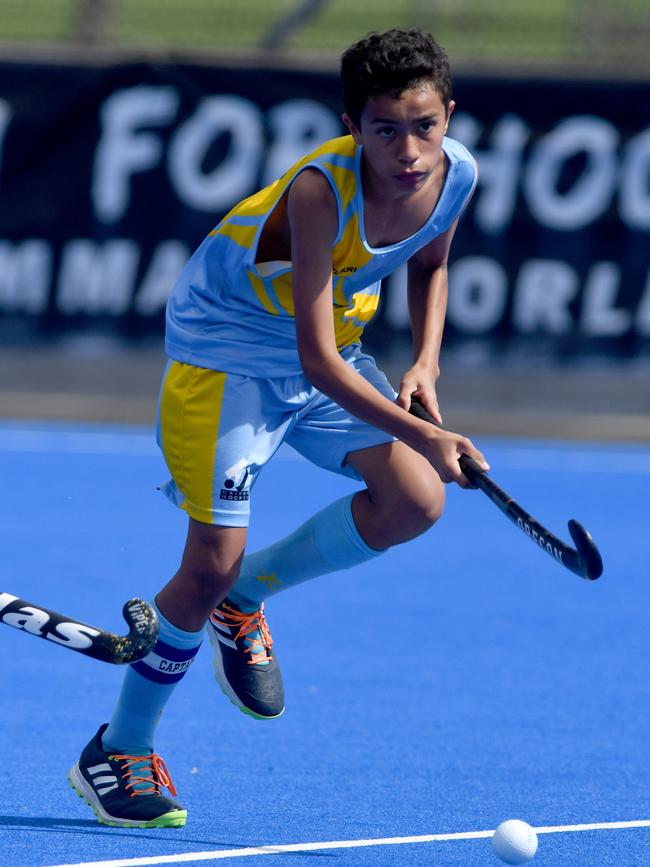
[1,421,649,867]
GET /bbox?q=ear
[444,100,456,134]
[342,112,362,144]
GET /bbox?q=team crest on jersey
[220,458,251,501]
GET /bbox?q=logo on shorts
[220,459,250,502]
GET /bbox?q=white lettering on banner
[134,240,189,314]
[0,239,185,317]
[168,96,264,210]
[580,262,631,336]
[57,240,139,314]
[450,113,529,235]
[447,257,508,332]
[620,129,650,230]
[523,116,619,230]
[451,112,650,232]
[0,240,51,312]
[513,260,578,333]
[93,86,180,223]
[444,258,650,336]
[263,99,342,186]
[0,99,13,190]
[92,88,340,220]
[635,271,650,336]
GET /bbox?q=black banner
[0,61,648,351]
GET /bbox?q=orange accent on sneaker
[216,603,273,665]
[110,753,178,798]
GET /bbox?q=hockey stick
[0,593,159,663]
[409,398,603,581]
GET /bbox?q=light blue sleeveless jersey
[165,134,477,377]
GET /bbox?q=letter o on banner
[620,128,650,230]
[448,257,508,333]
[168,96,264,211]
[524,116,618,230]
[264,99,342,185]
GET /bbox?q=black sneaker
[207,599,284,720]
[68,724,187,828]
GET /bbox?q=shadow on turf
[0,815,337,857]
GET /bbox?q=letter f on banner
[93,86,179,224]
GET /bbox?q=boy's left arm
[397,219,459,424]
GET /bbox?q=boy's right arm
[287,169,488,487]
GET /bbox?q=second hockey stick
[0,593,159,663]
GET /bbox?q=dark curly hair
[341,29,452,126]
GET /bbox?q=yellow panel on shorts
[159,361,227,525]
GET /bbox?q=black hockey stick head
[110,598,160,664]
[568,520,603,581]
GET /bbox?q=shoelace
[219,603,273,665]
[110,753,178,798]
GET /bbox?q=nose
[397,133,420,165]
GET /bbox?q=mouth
[395,171,426,185]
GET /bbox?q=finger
[439,458,469,487]
[459,438,490,472]
[395,391,411,411]
[416,392,443,426]
[396,383,415,411]
[446,465,474,489]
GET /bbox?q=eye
[376,126,396,139]
[419,120,436,133]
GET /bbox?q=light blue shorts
[157,345,397,527]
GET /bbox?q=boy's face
[343,83,454,197]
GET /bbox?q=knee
[371,476,445,546]
[399,482,445,537]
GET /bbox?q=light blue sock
[228,493,383,613]
[102,602,203,755]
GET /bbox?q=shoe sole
[68,763,187,828]
[207,621,284,721]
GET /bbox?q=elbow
[298,347,340,391]
[300,357,327,390]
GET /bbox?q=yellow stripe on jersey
[248,271,280,316]
[321,162,356,211]
[159,362,227,525]
[332,211,373,274]
[271,271,295,316]
[214,221,258,250]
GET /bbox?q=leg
[227,440,443,614]
[228,366,444,613]
[69,521,246,829]
[346,439,445,550]
[157,520,247,631]
[71,364,276,827]
[103,519,246,753]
